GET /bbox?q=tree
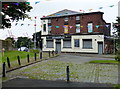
[114,17,120,51]
[5,37,15,48]
[1,2,33,29]
[16,37,33,48]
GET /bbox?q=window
[63,39,71,48]
[48,19,51,23]
[43,24,46,32]
[76,16,80,20]
[88,23,93,33]
[83,39,92,49]
[64,17,68,22]
[46,40,53,48]
[76,24,80,33]
[64,25,68,34]
[74,39,80,47]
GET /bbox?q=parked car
[18,47,28,52]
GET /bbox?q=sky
[0,0,120,40]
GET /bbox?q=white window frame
[64,17,68,22]
[76,16,80,20]
[88,23,93,33]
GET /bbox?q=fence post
[7,57,11,68]
[2,62,6,77]
[27,54,30,63]
[66,66,70,83]
[40,51,42,59]
[17,55,21,65]
[49,50,50,57]
[34,53,37,61]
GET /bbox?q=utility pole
[34,16,37,49]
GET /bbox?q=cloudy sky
[0,0,120,40]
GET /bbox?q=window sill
[82,48,93,49]
[63,47,72,48]
[74,46,80,48]
[46,47,54,48]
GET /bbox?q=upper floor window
[76,24,80,33]
[64,17,68,22]
[48,25,52,34]
[76,16,80,20]
[88,23,93,33]
[48,19,51,23]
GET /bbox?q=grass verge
[2,50,35,62]
[89,60,120,64]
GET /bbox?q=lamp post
[34,16,37,49]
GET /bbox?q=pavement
[2,78,115,87]
[2,53,119,88]
[49,53,115,64]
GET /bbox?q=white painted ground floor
[41,34,105,54]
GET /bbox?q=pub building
[40,9,113,54]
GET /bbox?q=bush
[30,49,40,54]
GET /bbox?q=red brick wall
[50,13,109,35]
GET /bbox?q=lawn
[89,60,120,64]
[2,50,35,62]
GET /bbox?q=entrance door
[98,42,103,54]
[56,40,61,53]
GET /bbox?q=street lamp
[34,16,37,49]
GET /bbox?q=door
[56,39,61,53]
[98,42,103,54]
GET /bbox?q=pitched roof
[41,9,81,19]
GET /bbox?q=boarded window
[63,39,71,48]
[83,39,92,49]
[74,39,80,47]
[46,40,53,48]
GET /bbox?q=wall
[62,35,104,53]
[42,13,110,36]
[42,35,104,53]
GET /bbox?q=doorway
[98,42,103,54]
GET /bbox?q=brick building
[40,9,113,54]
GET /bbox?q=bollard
[66,66,70,83]
[52,50,54,56]
[49,51,50,57]
[17,55,21,65]
[34,53,37,61]
[40,51,42,59]
[7,57,11,68]
[27,54,30,63]
[2,62,6,77]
